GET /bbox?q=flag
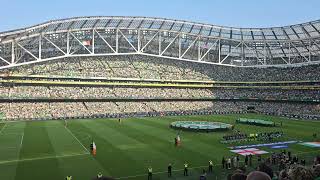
[175,135,181,146]
[92,141,97,156]
[177,135,180,142]
[82,40,91,46]
[230,148,268,156]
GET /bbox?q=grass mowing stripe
[133,118,231,162]
[0,153,89,165]
[116,118,222,168]
[64,126,90,154]
[96,120,186,166]
[14,121,63,180]
[0,122,26,180]
[75,120,144,176]
[0,115,318,180]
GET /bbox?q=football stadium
[0,15,320,180]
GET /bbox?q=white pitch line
[64,126,90,154]
[20,133,24,147]
[0,123,7,134]
[0,153,90,165]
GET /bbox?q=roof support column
[198,36,201,61]
[67,31,70,55]
[11,41,15,64]
[39,35,42,60]
[116,29,119,53]
[137,29,141,53]
[288,42,291,64]
[241,41,244,66]
[264,42,267,65]
[178,34,181,58]
[158,31,161,55]
[92,29,95,54]
[309,40,311,62]
[218,39,221,63]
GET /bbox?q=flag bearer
[90,141,97,156]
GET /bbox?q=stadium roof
[1,16,320,42]
[0,16,320,68]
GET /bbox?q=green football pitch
[0,113,319,180]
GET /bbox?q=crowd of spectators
[214,88,320,101]
[223,151,320,180]
[2,55,320,81]
[0,101,318,120]
[0,101,221,119]
[0,85,319,102]
[0,86,213,99]
[0,55,319,120]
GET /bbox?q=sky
[0,0,319,32]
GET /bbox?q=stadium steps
[82,102,89,110]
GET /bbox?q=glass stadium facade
[0,16,320,69]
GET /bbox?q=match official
[208,160,213,173]
[168,163,172,177]
[148,166,152,180]
[183,162,188,176]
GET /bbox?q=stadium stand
[0,55,319,120]
[4,55,320,81]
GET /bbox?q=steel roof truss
[69,32,92,54]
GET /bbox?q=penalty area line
[0,153,90,165]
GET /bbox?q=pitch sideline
[0,153,90,165]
